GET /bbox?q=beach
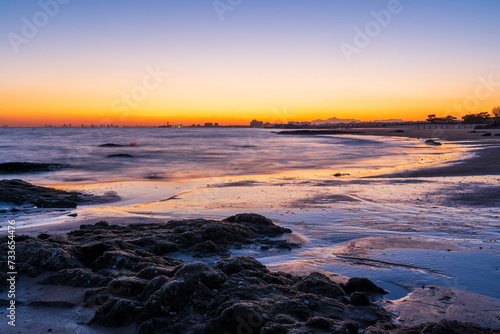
[1,127,499,333]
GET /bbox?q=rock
[108,277,147,296]
[0,162,67,174]
[38,233,50,240]
[296,272,345,298]
[350,291,371,306]
[214,256,268,275]
[107,154,134,158]
[0,179,80,206]
[272,299,311,321]
[192,240,225,256]
[92,251,144,271]
[67,213,78,217]
[29,247,79,271]
[424,139,442,146]
[210,302,268,334]
[305,316,335,329]
[224,213,274,226]
[173,262,226,289]
[343,277,388,295]
[76,242,114,266]
[136,266,175,280]
[482,132,492,136]
[38,268,110,288]
[223,213,292,236]
[84,288,111,307]
[137,276,170,301]
[92,297,140,327]
[152,241,178,255]
[99,143,124,147]
[261,323,290,334]
[336,320,360,334]
[95,221,110,228]
[144,278,212,316]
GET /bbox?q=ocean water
[1,127,499,302]
[0,127,457,185]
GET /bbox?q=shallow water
[1,127,499,302]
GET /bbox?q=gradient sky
[1,0,499,126]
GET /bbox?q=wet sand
[390,145,500,178]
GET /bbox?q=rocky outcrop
[0,162,67,174]
[0,179,119,208]
[424,139,442,146]
[0,214,496,333]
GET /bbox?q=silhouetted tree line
[427,107,500,124]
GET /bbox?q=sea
[0,127,460,184]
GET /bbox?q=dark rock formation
[0,214,495,334]
[0,162,67,174]
[0,178,78,206]
[424,139,442,146]
[99,143,124,147]
[0,179,119,207]
[343,277,389,295]
[107,154,134,158]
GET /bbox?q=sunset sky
[1,0,499,126]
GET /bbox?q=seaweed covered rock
[38,268,110,288]
[0,162,67,174]
[343,277,388,295]
[0,179,79,207]
[296,272,345,299]
[214,256,268,275]
[1,215,494,334]
[209,301,269,334]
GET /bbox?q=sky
[1,0,499,126]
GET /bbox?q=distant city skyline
[1,0,499,126]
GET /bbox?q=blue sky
[1,0,499,125]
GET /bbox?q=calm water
[0,127,450,184]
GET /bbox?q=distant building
[250,119,264,127]
[214,123,219,127]
[204,123,213,127]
